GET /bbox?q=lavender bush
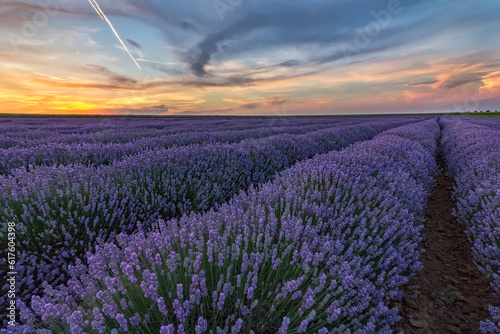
[466,116,500,130]
[0,117,367,149]
[0,117,271,148]
[17,118,439,333]
[440,116,500,333]
[0,116,422,174]
[1,119,422,323]
[0,123,348,175]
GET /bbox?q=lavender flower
[160,324,175,334]
[278,316,291,334]
[297,320,308,333]
[6,116,438,332]
[440,116,500,332]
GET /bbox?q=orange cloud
[479,71,500,97]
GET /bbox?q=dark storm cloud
[84,0,500,84]
[182,0,450,76]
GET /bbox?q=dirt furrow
[393,152,500,333]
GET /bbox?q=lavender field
[1,116,499,333]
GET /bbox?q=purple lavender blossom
[6,116,439,332]
[297,320,308,333]
[160,324,175,334]
[440,116,500,332]
[278,316,291,334]
[197,316,208,333]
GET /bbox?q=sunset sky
[1,0,500,115]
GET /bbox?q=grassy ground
[460,112,500,118]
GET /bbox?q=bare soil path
[393,152,500,333]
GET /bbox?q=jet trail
[88,0,141,70]
[87,0,103,19]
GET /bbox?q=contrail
[137,58,176,65]
[87,0,103,19]
[34,72,65,81]
[88,0,141,70]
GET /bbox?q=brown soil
[393,153,500,333]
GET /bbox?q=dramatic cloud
[0,0,499,114]
[440,72,488,89]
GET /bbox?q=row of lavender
[0,122,356,175]
[0,117,372,149]
[14,118,440,333]
[1,117,391,174]
[0,117,283,145]
[0,117,342,136]
[440,116,500,332]
[466,116,500,130]
[0,118,419,324]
